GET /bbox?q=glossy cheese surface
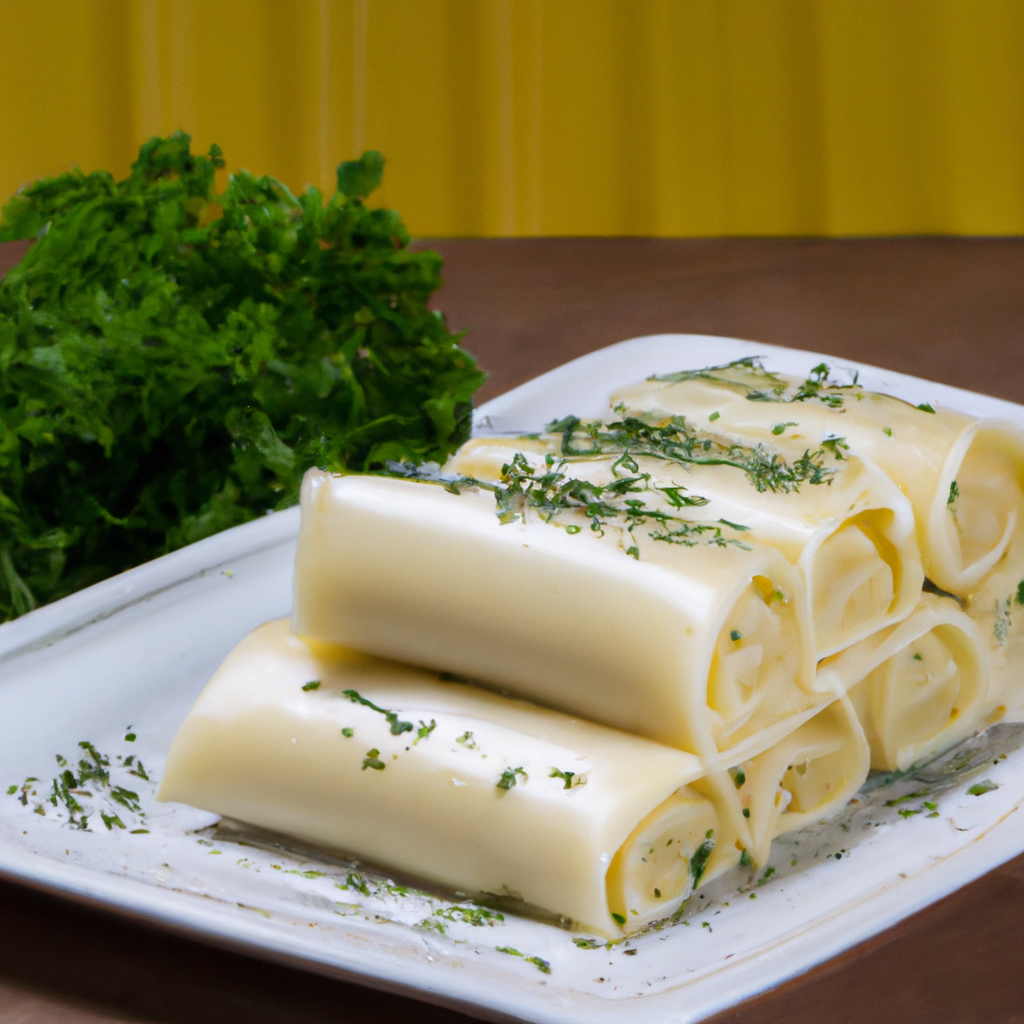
[292,471,820,762]
[612,365,1024,597]
[819,593,991,771]
[158,620,739,935]
[449,434,922,659]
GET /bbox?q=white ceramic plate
[2,334,1023,1024]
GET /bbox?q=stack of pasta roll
[160,356,1024,939]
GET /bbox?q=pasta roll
[292,470,820,762]
[612,361,1024,597]
[957,553,1024,722]
[450,432,921,659]
[159,619,741,936]
[818,593,990,772]
[735,696,869,868]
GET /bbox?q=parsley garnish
[361,749,386,771]
[994,596,1013,645]
[968,780,998,796]
[495,946,551,974]
[947,480,960,520]
[689,830,715,887]
[917,403,936,414]
[543,412,834,494]
[415,719,436,743]
[343,689,413,735]
[0,138,485,623]
[456,730,477,749]
[341,727,354,738]
[496,766,528,790]
[549,767,586,789]
[654,357,855,408]
[301,680,321,692]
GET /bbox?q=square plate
[2,334,1023,1024]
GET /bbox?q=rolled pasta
[449,430,922,659]
[955,554,1024,722]
[817,593,990,772]
[158,619,742,935]
[292,470,821,763]
[734,695,869,868]
[612,360,1024,597]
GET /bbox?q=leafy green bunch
[0,133,485,620]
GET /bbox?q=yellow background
[2,0,1024,236]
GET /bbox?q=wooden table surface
[2,236,1024,1023]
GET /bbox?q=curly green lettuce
[0,134,485,620]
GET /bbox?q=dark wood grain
[2,236,1024,1024]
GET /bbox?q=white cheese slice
[818,593,990,772]
[449,434,922,659]
[292,471,820,763]
[158,619,743,935]
[612,366,1024,597]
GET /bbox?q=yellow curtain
[2,0,1024,236]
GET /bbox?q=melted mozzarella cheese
[612,370,1024,597]
[158,619,740,935]
[292,471,820,763]
[818,594,990,771]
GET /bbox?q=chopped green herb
[0,139,485,623]
[573,937,600,949]
[898,808,920,819]
[924,801,937,810]
[913,653,922,660]
[820,436,850,460]
[456,730,477,750]
[917,403,936,414]
[495,946,551,973]
[968,780,998,796]
[708,411,720,421]
[538,411,835,494]
[733,769,746,788]
[883,426,892,437]
[718,518,751,532]
[755,865,775,887]
[654,357,854,408]
[885,789,928,807]
[1016,579,1024,606]
[771,422,797,435]
[341,727,354,738]
[549,767,586,790]
[361,749,386,771]
[611,912,626,925]
[689,831,715,887]
[994,596,1013,646]
[742,807,751,818]
[5,785,15,796]
[301,680,321,692]
[496,766,528,791]
[343,689,413,735]
[415,719,436,743]
[123,732,136,743]
[729,630,742,642]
